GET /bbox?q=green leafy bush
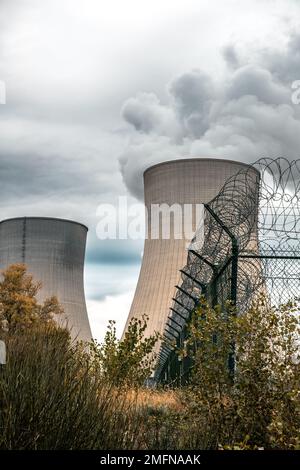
[90,315,159,387]
[172,296,300,449]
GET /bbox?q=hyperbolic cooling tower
[123,158,258,346]
[0,217,92,342]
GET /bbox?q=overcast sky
[0,0,300,341]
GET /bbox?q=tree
[0,264,63,334]
[90,315,159,387]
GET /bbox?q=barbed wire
[156,158,300,380]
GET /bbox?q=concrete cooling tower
[0,217,92,342]
[123,158,258,346]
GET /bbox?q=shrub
[173,295,300,449]
[0,324,148,449]
[90,315,159,387]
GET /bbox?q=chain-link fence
[155,158,300,385]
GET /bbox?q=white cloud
[87,291,135,342]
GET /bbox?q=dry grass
[125,387,184,412]
[138,388,183,411]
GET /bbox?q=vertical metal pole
[204,204,239,378]
[231,239,239,305]
[228,239,238,378]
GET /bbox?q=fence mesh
[155,158,300,384]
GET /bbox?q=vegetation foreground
[0,264,299,450]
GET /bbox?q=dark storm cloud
[226,66,289,105]
[222,45,240,70]
[0,148,117,202]
[0,111,126,218]
[263,34,300,83]
[119,34,300,199]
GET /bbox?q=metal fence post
[204,204,239,378]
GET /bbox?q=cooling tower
[0,217,92,342]
[123,158,259,346]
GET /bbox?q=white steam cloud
[119,34,300,199]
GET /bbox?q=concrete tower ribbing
[123,158,259,344]
[0,217,92,342]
